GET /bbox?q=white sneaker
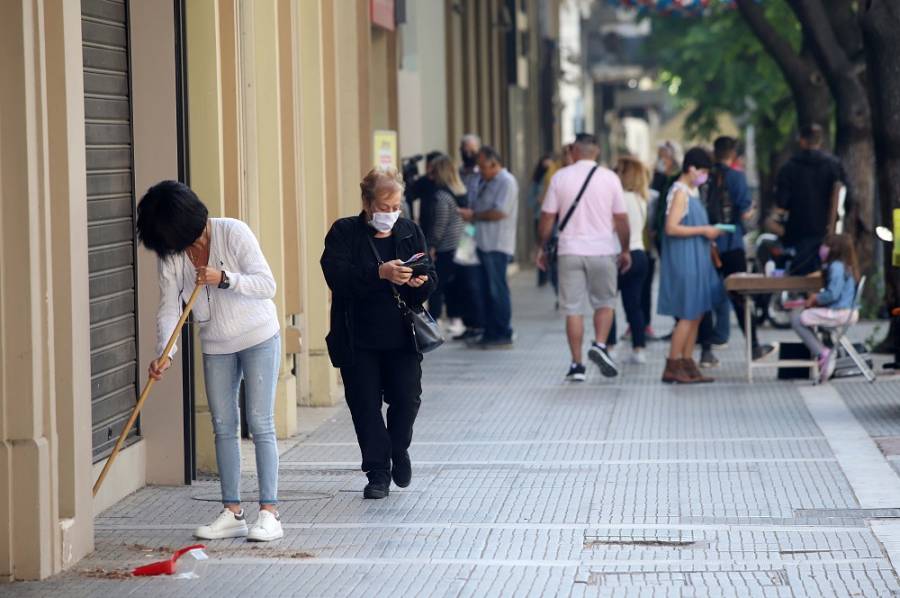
[446,318,465,336]
[627,351,647,365]
[194,509,249,540]
[247,510,284,542]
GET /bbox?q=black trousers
[429,250,457,320]
[700,247,759,348]
[341,348,422,475]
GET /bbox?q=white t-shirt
[623,191,647,252]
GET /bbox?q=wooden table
[724,273,823,382]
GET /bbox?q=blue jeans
[477,249,513,341]
[203,334,281,506]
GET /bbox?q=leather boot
[681,359,714,384]
[662,358,692,384]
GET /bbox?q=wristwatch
[218,271,231,290]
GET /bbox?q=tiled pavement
[7,273,900,597]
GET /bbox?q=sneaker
[622,327,632,341]
[645,326,658,341]
[446,318,465,337]
[194,509,249,540]
[699,349,719,368]
[588,343,619,378]
[626,351,647,365]
[752,343,776,361]
[247,510,284,542]
[818,349,836,384]
[392,451,412,488]
[566,363,587,382]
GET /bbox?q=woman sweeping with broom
[136,180,283,542]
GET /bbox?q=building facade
[0,0,562,581]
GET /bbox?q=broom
[93,284,204,497]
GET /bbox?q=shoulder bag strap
[365,233,409,312]
[558,165,599,233]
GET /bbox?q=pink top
[542,160,627,257]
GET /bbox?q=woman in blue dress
[658,147,725,384]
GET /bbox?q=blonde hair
[615,156,650,200]
[429,155,466,195]
[360,167,405,204]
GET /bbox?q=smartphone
[401,253,429,276]
[714,223,737,233]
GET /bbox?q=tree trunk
[735,0,832,130]
[859,0,900,350]
[788,0,878,285]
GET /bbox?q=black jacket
[321,213,438,368]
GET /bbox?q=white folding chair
[821,275,876,383]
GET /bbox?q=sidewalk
[8,273,900,597]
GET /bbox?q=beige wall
[130,0,186,487]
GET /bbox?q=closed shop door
[81,0,140,461]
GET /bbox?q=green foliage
[643,2,800,167]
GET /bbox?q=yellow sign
[373,130,398,170]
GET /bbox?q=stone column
[297,0,339,406]
[0,0,93,580]
[240,0,297,437]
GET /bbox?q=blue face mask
[818,244,830,263]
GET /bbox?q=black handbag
[366,235,445,354]
[546,165,599,264]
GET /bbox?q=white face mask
[369,210,401,233]
[655,159,668,173]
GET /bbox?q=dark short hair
[136,180,209,259]
[713,136,737,161]
[799,123,824,146]
[478,145,504,166]
[426,151,443,164]
[574,133,598,147]
[682,147,713,173]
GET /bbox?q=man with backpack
[536,134,632,382]
[699,136,774,366]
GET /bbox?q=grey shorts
[557,255,618,315]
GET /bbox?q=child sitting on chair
[790,233,859,383]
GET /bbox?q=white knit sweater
[157,218,279,357]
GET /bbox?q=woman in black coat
[321,167,437,499]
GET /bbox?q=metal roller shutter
[81,0,140,461]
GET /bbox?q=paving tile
[7,274,900,597]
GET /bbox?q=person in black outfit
[698,136,775,366]
[774,124,845,275]
[321,167,437,500]
[405,150,443,231]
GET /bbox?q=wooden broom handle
[93,284,205,497]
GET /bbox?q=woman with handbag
[321,167,438,499]
[658,147,725,384]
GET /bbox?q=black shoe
[699,349,719,368]
[588,343,618,377]
[454,328,482,342]
[477,337,514,350]
[391,451,412,488]
[363,472,390,499]
[566,363,586,382]
[752,343,776,361]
